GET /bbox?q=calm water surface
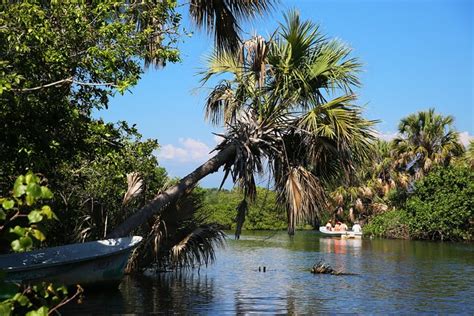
[66,231,474,314]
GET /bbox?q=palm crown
[392,108,464,178]
[202,11,377,235]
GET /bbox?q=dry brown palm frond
[171,225,226,269]
[355,198,364,212]
[359,186,373,199]
[349,207,355,223]
[371,202,388,214]
[330,189,344,206]
[280,166,327,235]
[122,172,144,206]
[242,35,269,87]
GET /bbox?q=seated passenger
[325,221,333,231]
[340,222,348,231]
[352,222,362,233]
[334,221,341,231]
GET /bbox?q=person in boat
[325,221,333,231]
[352,221,362,233]
[334,221,341,231]
[340,222,348,231]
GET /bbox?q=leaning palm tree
[109,11,376,238]
[392,108,464,178]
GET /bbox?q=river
[65,231,474,314]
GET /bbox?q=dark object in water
[311,261,357,276]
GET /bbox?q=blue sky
[95,0,473,188]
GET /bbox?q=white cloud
[157,138,212,163]
[374,130,398,141]
[459,131,473,147]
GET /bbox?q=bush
[406,166,473,241]
[364,209,412,239]
[366,165,473,241]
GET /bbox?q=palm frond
[189,0,274,54]
[122,172,144,206]
[171,225,225,269]
[277,166,326,235]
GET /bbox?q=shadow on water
[64,231,474,314]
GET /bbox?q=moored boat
[0,236,142,287]
[319,227,362,238]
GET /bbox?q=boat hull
[0,236,142,287]
[319,227,362,238]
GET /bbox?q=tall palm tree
[109,11,376,238]
[392,108,464,178]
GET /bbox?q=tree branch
[12,77,119,93]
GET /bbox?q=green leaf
[41,205,56,220]
[14,293,30,307]
[32,229,46,241]
[25,194,35,206]
[13,176,26,197]
[25,172,39,185]
[9,225,26,237]
[12,236,33,252]
[26,183,42,199]
[0,210,5,220]
[28,210,43,223]
[26,306,49,316]
[0,302,12,316]
[40,187,53,199]
[2,199,14,210]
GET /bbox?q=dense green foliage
[406,165,473,241]
[364,165,473,241]
[199,188,291,231]
[0,174,80,315]
[0,1,178,244]
[0,1,180,182]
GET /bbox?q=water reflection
[65,232,474,314]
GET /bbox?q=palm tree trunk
[108,145,236,238]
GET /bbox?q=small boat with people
[0,236,142,287]
[319,221,363,238]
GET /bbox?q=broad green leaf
[32,229,46,241]
[2,199,14,210]
[14,293,30,307]
[25,172,39,185]
[11,239,21,252]
[26,306,49,316]
[13,177,26,197]
[0,302,12,316]
[25,195,35,206]
[18,236,33,252]
[9,225,26,237]
[28,210,43,223]
[41,205,56,220]
[0,210,5,220]
[40,187,53,199]
[26,183,42,199]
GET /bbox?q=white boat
[0,236,142,287]
[319,227,362,238]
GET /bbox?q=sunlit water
[65,231,474,314]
